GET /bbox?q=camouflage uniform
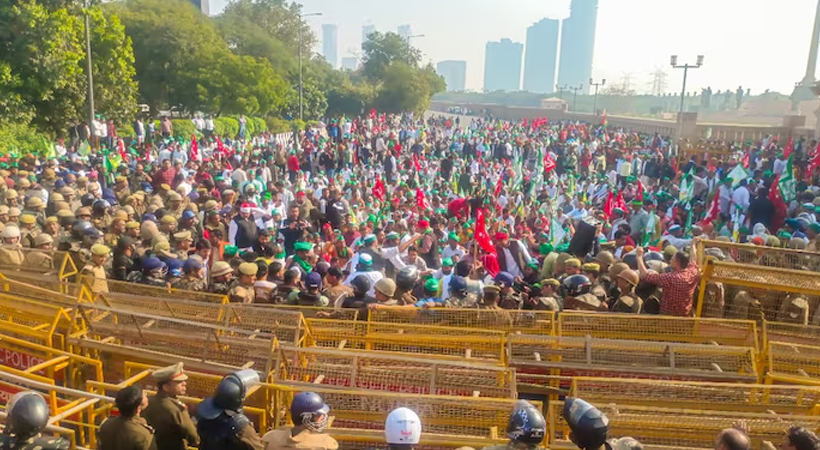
[610,291,642,314]
[173,276,207,292]
[529,295,561,311]
[498,291,523,310]
[445,293,478,308]
[210,279,236,296]
[0,244,25,267]
[395,289,417,306]
[228,283,255,303]
[0,434,69,450]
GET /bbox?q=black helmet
[506,400,546,446]
[643,251,664,263]
[350,274,372,295]
[80,193,96,208]
[621,252,638,270]
[92,199,111,216]
[290,392,330,432]
[449,276,468,294]
[396,266,419,291]
[71,219,92,238]
[562,274,591,297]
[6,391,50,440]
[564,397,609,450]
[196,369,260,420]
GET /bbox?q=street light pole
[589,78,606,115]
[406,34,425,45]
[299,12,323,121]
[569,84,583,112]
[84,0,95,132]
[670,55,704,114]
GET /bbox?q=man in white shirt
[661,225,693,251]
[380,231,421,274]
[441,232,466,261]
[773,154,787,176]
[731,180,751,214]
[718,177,734,215]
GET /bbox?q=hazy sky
[211,0,817,95]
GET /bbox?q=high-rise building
[189,0,209,15]
[362,25,376,47]
[398,24,412,40]
[558,0,599,94]
[436,60,467,92]
[523,18,560,94]
[341,57,359,71]
[483,38,524,92]
[322,24,338,69]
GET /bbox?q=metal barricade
[368,307,555,335]
[85,277,228,304]
[273,345,517,398]
[696,259,820,322]
[766,340,820,386]
[569,377,820,414]
[508,334,759,383]
[0,273,79,305]
[697,239,820,271]
[558,312,758,350]
[259,304,359,320]
[0,247,78,283]
[0,295,75,349]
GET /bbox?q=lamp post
[670,55,704,114]
[556,84,568,101]
[589,78,605,115]
[299,12,323,121]
[569,84,583,112]
[83,0,95,132]
[406,34,425,45]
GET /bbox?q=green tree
[215,12,297,76]
[221,0,315,60]
[89,8,139,124]
[361,32,422,83]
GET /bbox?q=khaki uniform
[498,292,522,310]
[610,292,642,314]
[21,227,39,248]
[0,244,25,267]
[80,262,108,293]
[172,277,207,292]
[530,295,561,311]
[98,416,157,450]
[23,250,54,272]
[104,232,123,248]
[475,303,514,328]
[228,283,255,303]
[262,426,339,450]
[395,289,417,306]
[142,391,199,450]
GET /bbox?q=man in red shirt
[287,152,300,184]
[153,159,177,190]
[636,236,701,316]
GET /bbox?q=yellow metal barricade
[368,306,555,335]
[569,377,820,414]
[0,332,103,392]
[0,273,78,305]
[697,238,820,271]
[508,334,759,383]
[766,340,820,386]
[84,277,228,304]
[0,247,78,283]
[261,304,359,320]
[548,400,820,450]
[0,295,75,349]
[696,259,820,321]
[307,318,507,363]
[273,345,517,398]
[558,312,758,350]
[74,303,278,376]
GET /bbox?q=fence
[367,307,555,335]
[0,247,79,283]
[79,276,228,303]
[766,340,820,386]
[255,304,359,320]
[697,239,820,271]
[273,345,516,398]
[0,295,75,349]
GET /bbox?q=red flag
[698,193,721,226]
[190,134,199,160]
[601,111,608,126]
[370,109,377,119]
[494,173,504,197]
[769,174,788,231]
[783,137,794,159]
[474,208,496,254]
[543,152,556,173]
[412,154,421,172]
[615,190,627,211]
[216,136,225,155]
[117,138,127,162]
[671,156,678,176]
[636,180,644,202]
[415,188,429,210]
[808,141,820,179]
[741,150,749,169]
[603,190,615,217]
[372,176,385,201]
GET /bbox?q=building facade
[523,18,560,94]
[341,57,359,71]
[362,25,376,47]
[483,39,524,92]
[558,0,599,94]
[398,24,412,41]
[322,24,338,69]
[436,60,467,92]
[189,0,209,15]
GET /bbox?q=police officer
[229,262,257,303]
[0,391,69,450]
[80,244,110,293]
[445,276,478,308]
[262,392,338,450]
[495,272,522,310]
[525,279,562,311]
[98,385,156,450]
[481,400,546,450]
[196,369,264,450]
[384,407,421,450]
[23,233,55,273]
[610,269,642,313]
[172,258,207,291]
[142,363,200,450]
[209,261,235,295]
[563,397,610,450]
[0,225,25,267]
[394,265,419,306]
[563,274,608,311]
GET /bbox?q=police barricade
[697,239,820,272]
[0,272,79,305]
[259,304,359,321]
[306,318,508,363]
[273,345,517,398]
[0,247,79,283]
[89,291,310,347]
[547,400,820,450]
[0,295,75,349]
[558,312,759,350]
[328,428,508,450]
[766,340,820,386]
[568,377,820,415]
[82,277,229,304]
[368,306,555,335]
[272,384,541,440]
[0,371,115,449]
[73,304,278,377]
[696,259,820,322]
[508,334,759,387]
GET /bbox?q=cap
[173,230,192,241]
[541,278,561,288]
[386,231,399,240]
[238,262,258,276]
[91,244,110,256]
[305,272,323,289]
[442,257,454,267]
[417,220,429,229]
[8,207,20,217]
[363,234,377,245]
[25,197,43,208]
[448,232,459,241]
[359,253,373,266]
[582,263,600,272]
[161,215,177,225]
[76,206,91,216]
[19,214,36,225]
[375,278,397,297]
[494,232,509,241]
[126,221,140,229]
[211,261,233,277]
[564,258,581,269]
[294,241,312,252]
[152,362,189,383]
[423,278,439,293]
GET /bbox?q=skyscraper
[398,24,412,41]
[523,18,560,94]
[322,24,338,69]
[341,57,359,71]
[558,0,599,94]
[189,0,209,15]
[362,25,376,47]
[436,61,467,92]
[483,39,524,92]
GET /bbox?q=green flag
[780,156,796,203]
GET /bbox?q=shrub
[214,117,239,138]
[266,117,292,134]
[252,117,267,134]
[118,123,135,138]
[170,119,196,139]
[0,122,48,156]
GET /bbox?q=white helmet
[1,225,21,239]
[385,407,421,445]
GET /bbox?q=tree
[215,11,297,76]
[361,32,422,82]
[374,63,444,114]
[89,8,139,124]
[220,0,315,60]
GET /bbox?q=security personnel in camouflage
[445,276,478,308]
[142,363,200,450]
[23,233,55,273]
[0,391,69,450]
[610,269,643,313]
[494,272,523,310]
[228,262,256,303]
[172,259,207,291]
[525,279,562,311]
[209,262,235,295]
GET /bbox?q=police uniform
[0,243,25,267]
[142,363,200,450]
[173,276,207,291]
[445,292,478,308]
[98,415,157,450]
[498,291,523,310]
[80,244,109,293]
[0,433,70,450]
[23,234,55,272]
[610,292,642,313]
[262,426,339,450]
[196,371,265,450]
[228,262,256,303]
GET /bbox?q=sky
[210,0,818,96]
